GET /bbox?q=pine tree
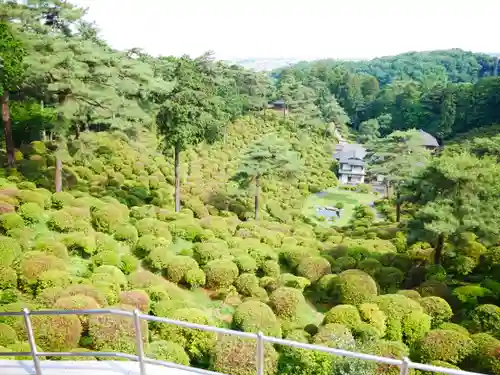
[232,134,301,219]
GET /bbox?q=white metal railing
[0,308,485,375]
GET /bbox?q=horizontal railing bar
[264,336,402,366]
[0,309,486,375]
[145,358,223,375]
[409,362,485,375]
[140,313,257,338]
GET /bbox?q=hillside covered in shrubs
[0,2,500,375]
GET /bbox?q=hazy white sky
[72,0,498,60]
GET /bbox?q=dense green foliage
[0,2,499,375]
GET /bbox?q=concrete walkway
[0,361,208,375]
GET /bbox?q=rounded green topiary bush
[91,204,127,234]
[60,284,107,306]
[233,300,281,337]
[54,295,101,329]
[234,273,260,297]
[119,290,150,312]
[438,323,470,336]
[313,323,355,349]
[396,290,421,300]
[357,257,382,276]
[269,287,305,319]
[334,269,378,305]
[0,267,17,289]
[234,254,258,274]
[375,294,424,341]
[204,259,239,289]
[92,250,120,268]
[401,310,431,346]
[119,254,139,275]
[51,192,75,209]
[261,260,280,277]
[358,303,387,337]
[165,255,199,284]
[0,212,25,232]
[158,308,215,365]
[146,340,190,366]
[36,269,72,294]
[468,304,500,338]
[469,332,500,374]
[0,236,22,268]
[88,304,148,354]
[419,296,453,327]
[18,251,66,289]
[0,323,18,346]
[184,268,206,288]
[32,315,82,352]
[277,273,310,292]
[416,329,475,364]
[91,265,127,289]
[375,266,405,293]
[33,239,68,259]
[296,256,331,283]
[211,335,278,375]
[323,304,362,330]
[113,224,139,246]
[18,202,44,224]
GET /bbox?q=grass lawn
[302,187,378,227]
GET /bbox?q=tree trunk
[74,124,80,139]
[1,91,15,168]
[254,174,261,220]
[396,190,401,222]
[434,233,445,265]
[174,143,181,213]
[55,158,62,192]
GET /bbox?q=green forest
[0,1,499,375]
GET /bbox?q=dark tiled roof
[333,143,366,160]
[419,130,439,147]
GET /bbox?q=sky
[72,0,499,61]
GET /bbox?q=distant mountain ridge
[228,52,500,72]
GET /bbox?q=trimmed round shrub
[277,273,310,292]
[36,270,72,293]
[54,295,101,329]
[357,258,382,276]
[0,213,25,231]
[261,260,280,278]
[185,268,206,288]
[323,305,362,331]
[128,270,165,290]
[362,340,409,375]
[165,256,199,284]
[119,254,139,274]
[233,300,281,337]
[18,251,66,287]
[334,269,378,305]
[313,323,355,349]
[119,290,150,312]
[402,310,432,345]
[204,259,239,289]
[315,274,338,302]
[0,267,17,289]
[91,265,127,289]
[62,231,96,256]
[36,286,64,307]
[375,267,404,293]
[416,329,475,364]
[91,204,127,233]
[438,323,470,336]
[158,308,215,364]
[0,236,22,267]
[32,315,82,351]
[375,294,424,342]
[211,335,278,375]
[145,340,190,366]
[168,219,205,242]
[193,241,228,266]
[134,234,170,258]
[235,255,258,274]
[469,333,500,374]
[113,224,139,245]
[468,304,500,338]
[331,256,357,272]
[51,192,74,209]
[33,239,68,259]
[88,304,148,354]
[269,287,305,318]
[358,303,387,337]
[234,273,260,297]
[418,280,450,299]
[60,284,107,306]
[92,250,120,268]
[18,202,44,224]
[7,342,37,360]
[48,208,90,233]
[296,256,331,283]
[0,323,18,346]
[419,297,453,327]
[396,290,421,300]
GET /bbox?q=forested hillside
[0,2,499,375]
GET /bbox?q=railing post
[23,308,42,375]
[133,309,147,375]
[256,332,265,375]
[400,356,410,375]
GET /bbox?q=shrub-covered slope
[0,118,498,375]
